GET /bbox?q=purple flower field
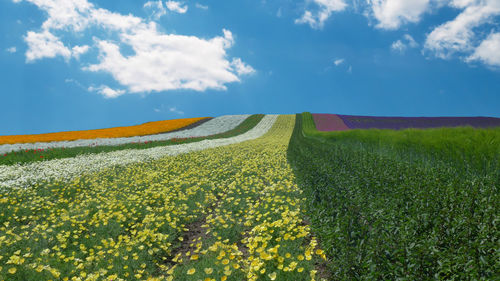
[313,114,500,130]
[313,114,350,131]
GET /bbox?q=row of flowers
[0,117,210,145]
[0,115,326,281]
[0,115,277,190]
[0,115,250,155]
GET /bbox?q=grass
[287,113,499,279]
[302,112,500,174]
[0,114,264,166]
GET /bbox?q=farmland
[0,117,210,145]
[1,113,499,280]
[0,115,261,166]
[288,113,499,279]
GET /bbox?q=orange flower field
[0,117,209,144]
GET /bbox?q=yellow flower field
[0,115,326,280]
[0,117,209,144]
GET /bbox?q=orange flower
[0,117,209,144]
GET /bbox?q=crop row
[0,115,250,155]
[0,117,210,145]
[0,115,261,166]
[0,115,327,281]
[287,113,499,279]
[312,113,500,131]
[0,115,276,189]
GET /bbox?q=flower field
[0,117,210,145]
[0,115,327,281]
[0,115,249,155]
[0,115,274,189]
[311,114,348,131]
[1,112,498,280]
[312,113,500,131]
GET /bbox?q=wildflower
[187,268,196,275]
[204,268,213,274]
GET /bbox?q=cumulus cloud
[466,32,500,67]
[362,0,500,68]
[391,34,418,52]
[88,85,126,98]
[6,47,17,53]
[24,30,72,62]
[296,0,347,29]
[424,0,500,59]
[13,0,253,95]
[165,1,188,14]
[367,0,432,30]
[72,45,89,59]
[144,0,166,19]
[230,58,256,76]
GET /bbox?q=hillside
[0,113,498,280]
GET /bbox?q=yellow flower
[190,254,199,260]
[8,267,17,274]
[221,276,227,281]
[268,272,277,280]
[187,268,196,275]
[204,268,213,274]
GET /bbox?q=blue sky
[1,0,499,135]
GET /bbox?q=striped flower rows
[0,115,327,281]
[0,117,209,145]
[0,115,249,155]
[0,115,277,189]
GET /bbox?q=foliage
[287,113,499,280]
[0,115,264,166]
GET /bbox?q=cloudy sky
[1,0,499,135]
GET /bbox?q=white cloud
[169,107,184,115]
[14,0,253,96]
[195,3,208,10]
[391,39,406,52]
[391,34,418,52]
[85,29,241,93]
[154,108,161,112]
[467,32,500,67]
[296,0,347,29]
[404,34,418,47]
[72,45,89,59]
[333,58,345,65]
[367,0,432,30]
[144,0,166,19]
[88,85,126,98]
[6,47,17,53]
[424,0,500,59]
[24,30,72,62]
[230,58,256,76]
[165,1,188,14]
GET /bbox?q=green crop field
[287,113,499,280]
